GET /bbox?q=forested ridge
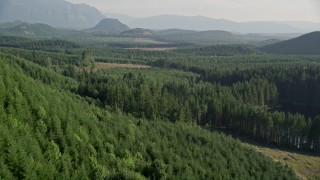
[260,31,320,55]
[0,51,297,179]
[0,35,80,52]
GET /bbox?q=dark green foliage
[50,43,320,153]
[150,54,320,110]
[0,49,297,179]
[175,45,256,56]
[75,67,318,151]
[146,53,320,152]
[0,35,80,51]
[2,40,320,153]
[0,48,85,67]
[1,34,320,179]
[260,31,320,55]
[309,117,320,151]
[0,52,77,89]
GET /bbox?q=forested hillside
[0,36,80,52]
[0,23,60,37]
[67,44,320,153]
[1,0,320,178]
[0,51,297,178]
[260,31,320,55]
[1,29,320,178]
[147,53,320,152]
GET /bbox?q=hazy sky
[66,0,320,22]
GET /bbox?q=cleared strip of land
[242,142,320,180]
[125,47,177,51]
[132,38,169,44]
[93,62,150,69]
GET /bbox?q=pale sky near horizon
[66,0,320,22]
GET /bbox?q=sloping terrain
[0,52,297,179]
[85,18,129,34]
[0,0,104,29]
[0,23,60,36]
[241,142,320,180]
[260,31,320,55]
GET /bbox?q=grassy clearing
[82,37,168,44]
[90,62,150,71]
[80,62,150,73]
[125,47,177,51]
[132,38,169,44]
[216,130,320,179]
[241,142,320,179]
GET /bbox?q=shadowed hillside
[260,31,320,55]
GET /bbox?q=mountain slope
[0,0,105,29]
[259,31,320,55]
[104,12,139,25]
[0,21,25,29]
[85,18,129,34]
[0,52,297,179]
[0,23,61,36]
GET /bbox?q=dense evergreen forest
[0,49,297,179]
[0,36,79,51]
[1,34,320,179]
[259,31,320,55]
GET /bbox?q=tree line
[75,68,320,152]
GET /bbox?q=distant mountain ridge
[105,13,320,34]
[152,30,292,45]
[259,31,320,55]
[0,21,296,46]
[0,21,25,29]
[129,15,304,33]
[0,0,105,29]
[85,18,130,34]
[0,0,317,33]
[0,21,85,37]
